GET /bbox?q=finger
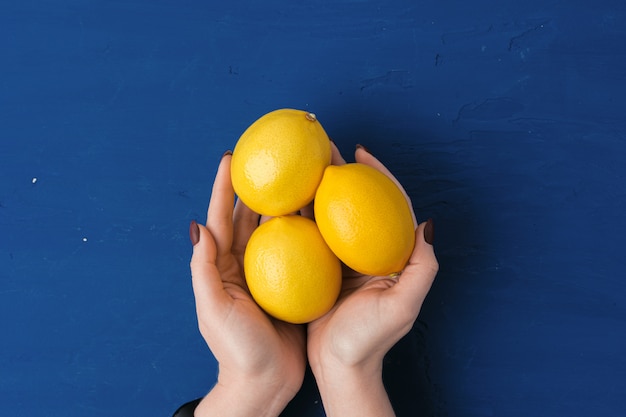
[330,141,347,165]
[355,146,417,228]
[232,197,260,256]
[259,214,273,225]
[190,223,231,318]
[384,221,438,321]
[258,209,301,226]
[206,153,235,256]
[299,201,315,220]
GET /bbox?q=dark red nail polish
[189,220,200,246]
[356,143,372,154]
[223,150,233,158]
[424,218,434,245]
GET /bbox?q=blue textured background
[1,1,625,416]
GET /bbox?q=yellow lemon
[314,163,416,276]
[244,215,342,324]
[231,109,331,216]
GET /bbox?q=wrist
[313,355,383,396]
[195,372,297,417]
[312,357,395,417]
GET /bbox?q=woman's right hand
[307,144,439,417]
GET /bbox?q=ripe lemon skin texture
[231,109,331,216]
[244,215,342,324]
[314,163,416,276]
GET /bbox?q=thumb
[385,220,438,319]
[189,221,230,318]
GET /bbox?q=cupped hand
[189,152,306,416]
[307,144,438,402]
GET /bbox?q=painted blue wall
[1,1,624,415]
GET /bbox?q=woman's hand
[307,144,439,417]
[189,152,306,417]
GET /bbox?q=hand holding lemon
[183,109,438,417]
[306,144,438,417]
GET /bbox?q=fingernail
[424,218,434,245]
[356,144,371,154]
[189,220,200,246]
[223,150,233,158]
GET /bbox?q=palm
[307,267,402,368]
[220,254,305,375]
[209,255,305,371]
